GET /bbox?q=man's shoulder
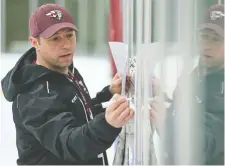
[19,75,62,96]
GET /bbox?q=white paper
[108,41,165,97]
[109,41,164,74]
[109,42,129,96]
[108,42,129,74]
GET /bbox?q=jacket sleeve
[74,68,113,106]
[91,85,113,115]
[18,86,121,163]
[91,85,113,105]
[74,67,113,114]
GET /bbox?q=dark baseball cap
[200,4,224,37]
[29,3,78,38]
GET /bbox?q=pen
[96,97,153,109]
[102,97,133,108]
[96,97,133,109]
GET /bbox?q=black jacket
[164,67,224,165]
[1,48,122,165]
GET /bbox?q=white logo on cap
[46,10,62,20]
[210,11,225,20]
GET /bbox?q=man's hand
[105,94,134,128]
[150,96,166,135]
[109,73,131,95]
[152,76,162,97]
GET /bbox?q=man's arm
[91,86,113,115]
[91,85,113,105]
[18,87,121,163]
[91,73,131,115]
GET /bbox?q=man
[150,4,224,165]
[1,3,134,165]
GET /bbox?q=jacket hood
[2,48,53,101]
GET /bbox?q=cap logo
[46,10,62,20]
[210,10,225,20]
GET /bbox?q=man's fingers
[114,72,131,80]
[114,77,122,85]
[111,93,120,100]
[114,73,121,79]
[119,108,134,126]
[150,96,164,108]
[150,109,157,119]
[154,96,162,103]
[126,73,132,78]
[126,76,131,83]
[152,76,158,86]
[123,109,134,122]
[150,114,156,124]
[150,102,157,111]
[109,96,127,111]
[112,101,129,118]
[117,107,130,122]
[152,77,162,97]
[125,85,130,92]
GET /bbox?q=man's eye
[67,34,74,38]
[52,36,60,41]
[200,34,208,40]
[212,37,221,42]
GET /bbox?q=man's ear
[29,36,40,50]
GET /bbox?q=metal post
[134,43,144,166]
[134,0,156,165]
[143,0,152,43]
[122,0,129,43]
[120,0,162,164]
[134,0,143,165]
[128,0,134,60]
[121,0,134,97]
[135,0,143,46]
[153,0,168,164]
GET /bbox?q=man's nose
[200,42,212,51]
[62,38,71,49]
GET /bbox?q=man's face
[33,28,76,71]
[198,28,224,69]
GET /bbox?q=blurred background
[1,0,223,54]
[0,0,224,165]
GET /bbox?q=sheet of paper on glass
[109,42,164,165]
[108,42,129,96]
